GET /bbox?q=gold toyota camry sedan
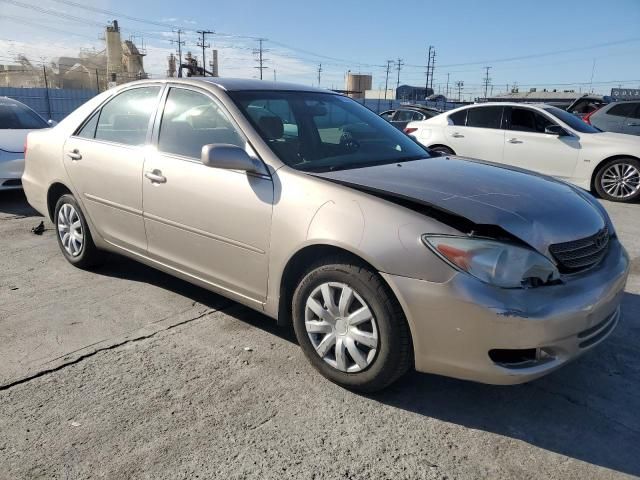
[23,78,629,391]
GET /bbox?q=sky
[1,0,640,99]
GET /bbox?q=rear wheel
[54,194,104,268]
[292,258,412,392]
[594,158,640,202]
[429,145,455,156]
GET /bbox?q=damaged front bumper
[382,237,630,385]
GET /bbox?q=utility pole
[254,38,268,80]
[317,63,322,87]
[455,81,464,102]
[95,69,100,92]
[395,58,403,90]
[445,72,450,99]
[384,60,393,109]
[425,46,436,94]
[170,30,185,78]
[273,69,277,82]
[197,30,213,76]
[42,65,52,120]
[482,66,492,100]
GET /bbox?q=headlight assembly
[422,235,560,288]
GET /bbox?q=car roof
[397,105,440,112]
[127,77,330,94]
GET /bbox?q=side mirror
[47,119,58,127]
[544,125,568,136]
[201,144,264,174]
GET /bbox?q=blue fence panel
[0,87,98,121]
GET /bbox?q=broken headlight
[422,235,560,288]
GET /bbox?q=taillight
[582,108,599,125]
[404,127,418,134]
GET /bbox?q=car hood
[0,129,36,153]
[587,131,640,148]
[313,156,606,255]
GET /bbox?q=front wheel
[292,259,412,392]
[594,158,640,202]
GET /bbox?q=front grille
[549,227,610,273]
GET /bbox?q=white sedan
[405,102,640,202]
[0,97,51,190]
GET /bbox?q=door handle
[144,170,167,184]
[507,138,523,144]
[627,122,640,127]
[451,132,464,138]
[66,149,82,161]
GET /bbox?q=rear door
[502,106,579,179]
[63,85,162,254]
[622,103,640,136]
[444,105,505,161]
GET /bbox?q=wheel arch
[276,243,402,329]
[46,182,73,222]
[590,154,640,191]
[428,143,456,155]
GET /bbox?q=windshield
[542,106,600,134]
[0,100,48,129]
[228,91,430,172]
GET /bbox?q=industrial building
[0,20,147,90]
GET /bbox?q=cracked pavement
[1,189,639,479]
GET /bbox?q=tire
[594,157,640,203]
[292,258,412,392]
[429,145,455,156]
[54,194,104,269]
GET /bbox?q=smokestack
[106,20,123,82]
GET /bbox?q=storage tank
[345,73,372,99]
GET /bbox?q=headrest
[258,115,283,140]
[188,113,217,129]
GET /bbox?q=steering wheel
[339,131,360,152]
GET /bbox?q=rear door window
[93,86,161,146]
[466,106,503,129]
[629,103,640,120]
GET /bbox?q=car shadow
[98,254,640,475]
[97,253,297,345]
[0,189,42,217]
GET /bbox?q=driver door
[142,86,273,304]
[503,106,579,179]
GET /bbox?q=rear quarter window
[448,109,467,126]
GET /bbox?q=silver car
[587,101,640,136]
[23,79,629,392]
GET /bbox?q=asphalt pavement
[1,189,639,479]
